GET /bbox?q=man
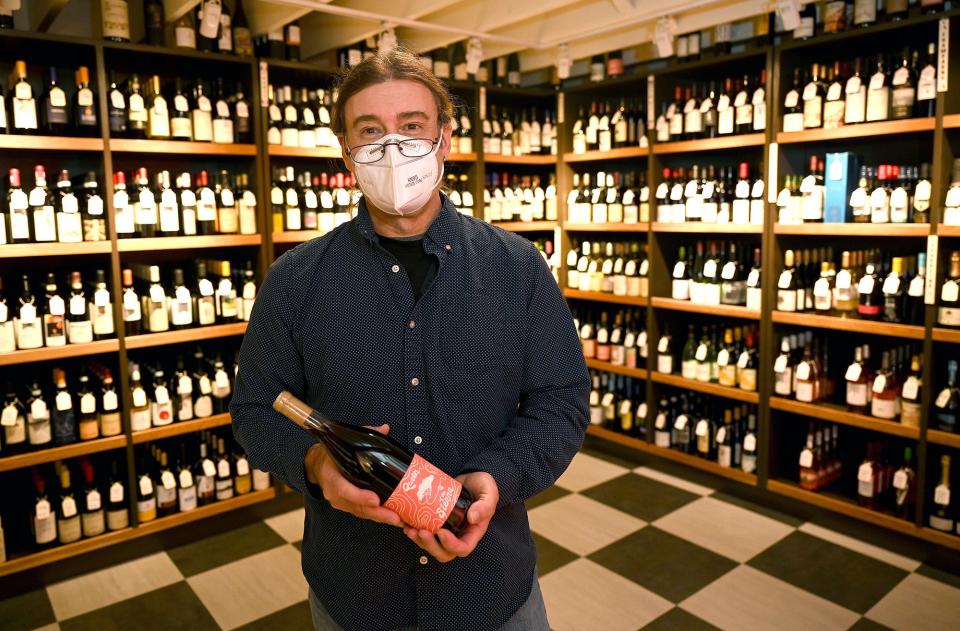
[231,47,589,631]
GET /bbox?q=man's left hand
[404,471,498,563]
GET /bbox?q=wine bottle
[273,391,474,534]
[100,369,122,437]
[934,360,959,433]
[56,462,81,543]
[215,437,234,500]
[1,381,27,453]
[79,458,106,538]
[929,455,954,532]
[51,368,77,445]
[106,458,129,530]
[155,450,177,516]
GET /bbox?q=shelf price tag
[939,18,949,93]
[777,0,801,31]
[647,77,655,131]
[926,236,938,305]
[259,61,269,108]
[654,17,674,59]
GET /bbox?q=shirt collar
[354,193,461,254]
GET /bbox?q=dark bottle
[51,368,77,445]
[273,391,474,535]
[144,0,165,45]
[73,67,98,135]
[196,0,220,53]
[126,74,147,139]
[41,67,69,135]
[107,71,127,135]
[232,0,254,56]
[285,20,301,61]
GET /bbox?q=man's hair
[332,46,454,137]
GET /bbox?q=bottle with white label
[212,260,239,322]
[741,414,758,474]
[8,168,31,244]
[106,458,129,531]
[177,444,198,512]
[113,171,135,239]
[236,173,257,234]
[233,445,252,495]
[870,351,898,420]
[100,369,122,437]
[155,450,178,516]
[0,280,12,353]
[1,382,27,453]
[66,271,94,344]
[212,79,235,144]
[845,346,870,414]
[865,54,890,122]
[32,469,57,549]
[136,454,157,522]
[916,42,937,118]
[194,262,217,326]
[935,360,959,433]
[656,327,673,374]
[240,261,257,321]
[857,443,879,509]
[195,438,216,504]
[30,165,57,243]
[939,251,960,328]
[900,356,923,430]
[155,170,180,237]
[81,172,107,242]
[54,170,82,243]
[54,462,81,544]
[50,369,77,445]
[79,458,106,538]
[193,347,214,418]
[11,61,38,134]
[167,268,194,330]
[150,367,174,427]
[210,354,232,414]
[41,273,66,348]
[143,265,169,332]
[215,437,234,500]
[16,275,43,350]
[893,446,916,520]
[129,367,152,432]
[929,455,954,533]
[76,372,100,441]
[146,75,170,139]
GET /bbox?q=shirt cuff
[459,448,523,508]
[284,429,322,498]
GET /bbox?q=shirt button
[414,436,423,445]
[419,555,428,565]
[409,320,416,328]
[445,245,452,251]
[411,377,420,386]
[391,264,400,273]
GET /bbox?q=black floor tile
[235,599,312,631]
[641,607,721,631]
[589,527,736,603]
[525,485,571,510]
[710,490,805,527]
[166,521,286,578]
[292,540,302,552]
[0,587,56,631]
[580,445,641,469]
[849,618,895,631]
[582,473,699,522]
[748,531,907,613]
[533,532,578,577]
[58,582,218,631]
[916,563,960,590]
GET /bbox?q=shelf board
[585,358,648,381]
[771,311,925,340]
[770,398,921,440]
[0,135,104,152]
[110,139,257,156]
[938,224,960,237]
[587,425,758,486]
[927,429,960,449]
[564,223,648,232]
[0,435,127,473]
[651,373,760,404]
[653,223,762,234]
[267,145,342,159]
[448,152,478,162]
[272,230,328,244]
[125,322,247,350]
[774,223,930,236]
[919,527,960,551]
[0,339,120,366]
[102,40,256,65]
[940,114,960,130]
[776,118,935,144]
[932,328,960,344]
[118,235,261,251]
[265,58,340,74]
[653,134,765,155]
[562,289,648,306]
[0,487,278,578]
[650,297,761,320]
[483,154,556,165]
[492,221,558,232]
[563,146,648,163]
[0,241,112,258]
[132,413,232,444]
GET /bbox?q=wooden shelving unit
[0,135,104,151]
[131,414,233,444]
[492,221,558,232]
[124,322,248,350]
[0,435,128,473]
[770,398,921,440]
[927,429,960,449]
[272,230,328,243]
[932,328,960,344]
[0,241,112,258]
[652,133,765,155]
[936,114,960,129]
[938,224,960,237]
[563,146,648,162]
[0,339,120,366]
[448,152,478,162]
[776,118,936,144]
[651,373,760,404]
[774,223,931,237]
[650,297,761,320]
[771,311,926,340]
[267,145,342,159]
[109,139,258,155]
[563,289,648,306]
[585,358,648,380]
[484,154,557,165]
[118,235,262,251]
[564,223,648,232]
[652,223,762,234]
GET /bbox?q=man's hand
[404,471,499,563]
[304,424,403,528]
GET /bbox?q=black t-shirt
[378,235,438,301]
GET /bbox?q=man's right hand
[304,424,403,528]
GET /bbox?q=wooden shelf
[448,152,478,162]
[650,297,761,320]
[125,322,247,350]
[563,146,648,162]
[927,429,960,449]
[770,398,921,439]
[776,118,935,144]
[651,373,760,404]
[585,358,648,380]
[938,224,960,237]
[267,145,342,159]
[919,528,960,552]
[932,328,960,344]
[563,289,648,306]
[102,40,255,66]
[0,339,120,366]
[492,221,558,232]
[265,58,340,74]
[110,139,257,156]
[771,311,925,340]
[587,425,758,485]
[0,135,104,152]
[775,223,930,236]
[483,154,556,165]
[272,230,328,244]
[564,223,648,232]
[0,487,278,578]
[132,414,232,444]
[0,435,127,473]
[118,235,261,251]
[653,134,765,155]
[0,241,112,258]
[940,114,960,129]
[653,223,762,234]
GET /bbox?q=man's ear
[440,122,454,160]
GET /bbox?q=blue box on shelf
[824,152,862,223]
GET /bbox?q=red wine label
[385,454,462,534]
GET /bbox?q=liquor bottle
[803,64,824,130]
[42,273,67,348]
[55,463,81,544]
[741,414,758,474]
[939,251,960,327]
[41,68,69,135]
[777,250,799,312]
[54,170,81,243]
[173,356,194,422]
[177,444,198,512]
[119,268,141,336]
[233,0,253,56]
[193,347,214,418]
[144,0,165,45]
[870,352,898,420]
[934,360,959,433]
[135,454,157,522]
[79,458,105,538]
[1,382,27,453]
[900,355,923,429]
[8,168,30,244]
[196,0,221,52]
[195,170,217,234]
[845,346,870,413]
[125,74,147,138]
[106,458,129,530]
[194,262,217,326]
[891,48,916,119]
[143,265,169,332]
[49,368,76,446]
[129,366,151,432]
[233,444,252,495]
[929,455,954,532]
[845,58,867,125]
[211,354,232,413]
[285,19,301,61]
[30,165,57,243]
[217,0,233,53]
[73,67,98,135]
[892,446,916,520]
[782,69,804,132]
[196,439,216,504]
[857,255,883,320]
[191,80,213,142]
[112,171,134,239]
[102,0,131,42]
[107,71,127,136]
[170,78,192,141]
[882,257,905,323]
[31,468,57,549]
[66,271,93,344]
[274,391,475,534]
[10,61,38,134]
[215,170,238,233]
[155,451,177,516]
[100,369,122,437]
[146,76,170,139]
[213,260,239,322]
[178,172,199,235]
[15,275,44,350]
[215,437,234,500]
[212,81,234,144]
[866,55,890,122]
[82,172,107,242]
[149,366,173,427]
[917,43,937,117]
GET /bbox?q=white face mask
[351,134,444,216]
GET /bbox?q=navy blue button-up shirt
[231,194,589,631]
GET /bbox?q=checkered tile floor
[4,445,960,631]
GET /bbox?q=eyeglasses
[347,136,439,164]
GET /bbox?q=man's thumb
[365,424,390,436]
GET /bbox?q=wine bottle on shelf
[177,443,198,513]
[195,438,216,504]
[129,366,151,432]
[15,275,44,350]
[32,469,57,549]
[79,458,105,538]
[42,273,67,348]
[100,369,122,437]
[193,347,214,418]
[126,74,147,139]
[900,356,923,429]
[73,66,98,135]
[150,366,174,427]
[30,165,57,243]
[892,446,916,521]
[929,455,954,532]
[196,0,221,53]
[2,382,27,453]
[102,0,131,42]
[155,450,177,516]
[11,61,38,134]
[41,68,69,135]
[66,271,93,344]
[54,170,81,243]
[146,75,170,139]
[51,368,77,445]
[8,168,30,244]
[144,265,169,332]
[939,251,960,328]
[55,462,81,544]
[215,437,234,500]
[934,360,959,433]
[136,454,157,522]
[106,458,129,531]
[82,172,107,242]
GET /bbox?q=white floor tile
[264,507,306,543]
[528,493,645,556]
[799,522,922,573]
[681,565,859,631]
[188,544,308,630]
[632,466,715,496]
[46,552,182,621]
[555,452,629,492]
[866,573,960,630]
[541,558,672,631]
[653,496,794,562]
